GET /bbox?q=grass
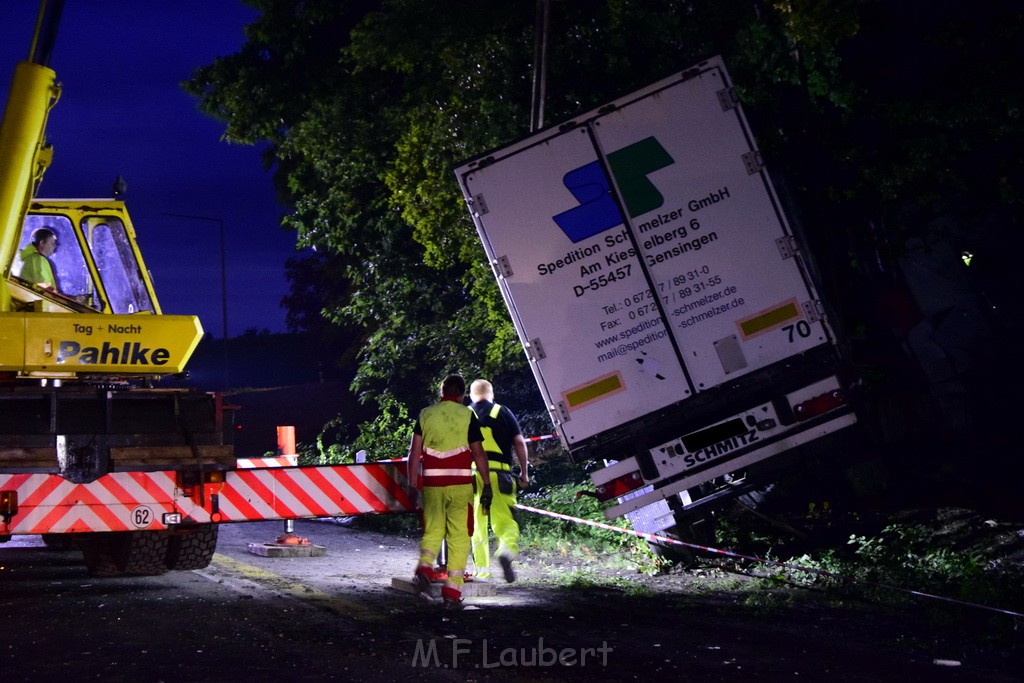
[516,480,667,576]
[515,480,1024,628]
[706,505,1024,628]
[322,456,1024,625]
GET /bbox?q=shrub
[298,391,412,464]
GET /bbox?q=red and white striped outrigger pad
[0,462,417,535]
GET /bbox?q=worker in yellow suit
[407,374,491,610]
[17,227,58,291]
[469,379,530,583]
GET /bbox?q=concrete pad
[246,542,327,558]
[391,577,497,597]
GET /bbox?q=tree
[187,0,1024,438]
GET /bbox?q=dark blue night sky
[0,1,298,338]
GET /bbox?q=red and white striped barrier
[236,455,298,468]
[0,462,416,535]
[1,471,185,534]
[216,463,415,521]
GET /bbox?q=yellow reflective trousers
[471,469,519,578]
[417,483,474,595]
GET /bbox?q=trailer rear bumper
[602,410,856,520]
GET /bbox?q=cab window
[88,218,155,314]
[13,215,98,305]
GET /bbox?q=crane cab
[7,199,160,315]
[1,199,203,379]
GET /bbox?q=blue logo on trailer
[552,137,674,243]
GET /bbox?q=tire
[734,483,776,511]
[82,535,123,577]
[647,517,717,568]
[81,532,171,577]
[166,524,219,571]
[121,531,171,576]
[41,533,75,550]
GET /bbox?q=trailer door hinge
[494,255,513,278]
[802,299,825,323]
[742,150,764,174]
[717,86,739,111]
[776,235,799,260]
[471,193,489,216]
[527,337,546,361]
[553,401,571,424]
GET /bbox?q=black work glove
[480,484,493,512]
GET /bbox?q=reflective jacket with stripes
[415,398,482,487]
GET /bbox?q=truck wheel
[82,532,170,577]
[121,531,171,576]
[166,524,219,570]
[82,535,123,577]
[647,517,717,568]
[41,534,75,550]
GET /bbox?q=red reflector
[594,471,644,502]
[793,389,846,421]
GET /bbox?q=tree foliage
[186,0,1024,422]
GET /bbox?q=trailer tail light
[793,389,846,421]
[594,470,644,502]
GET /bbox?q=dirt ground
[205,514,1024,681]
[3,513,1021,681]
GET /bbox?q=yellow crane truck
[0,1,415,576]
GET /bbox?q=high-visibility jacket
[17,244,55,288]
[471,400,522,470]
[418,400,479,487]
[479,403,503,456]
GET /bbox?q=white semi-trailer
[455,56,857,543]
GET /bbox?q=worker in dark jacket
[469,379,529,583]
[407,374,491,610]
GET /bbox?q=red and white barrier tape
[525,433,558,443]
[515,503,1024,620]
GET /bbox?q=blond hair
[469,379,493,402]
